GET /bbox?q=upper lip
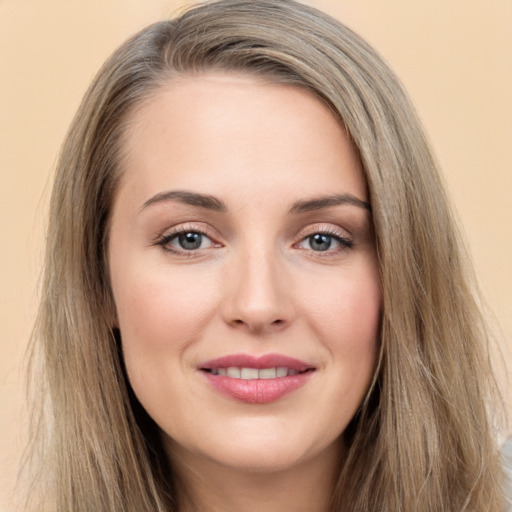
[199,353,316,372]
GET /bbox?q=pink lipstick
[199,353,315,404]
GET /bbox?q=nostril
[229,317,285,331]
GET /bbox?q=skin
[109,73,381,512]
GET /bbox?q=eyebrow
[288,194,371,214]
[140,190,370,214]
[140,190,228,212]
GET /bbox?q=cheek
[332,283,380,359]
[301,263,381,395]
[307,264,380,349]
[112,266,221,426]
[111,264,221,401]
[114,265,216,348]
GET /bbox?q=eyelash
[153,225,218,256]
[295,227,353,256]
[153,225,353,257]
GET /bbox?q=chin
[213,443,313,473]
[164,417,342,476]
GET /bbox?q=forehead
[116,72,367,208]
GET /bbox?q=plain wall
[1,0,510,509]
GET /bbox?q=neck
[168,440,342,512]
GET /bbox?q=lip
[199,353,316,404]
[200,353,314,372]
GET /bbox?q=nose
[220,246,295,335]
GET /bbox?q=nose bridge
[222,237,292,333]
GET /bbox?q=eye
[173,231,209,251]
[155,228,217,254]
[298,231,353,253]
[305,233,334,252]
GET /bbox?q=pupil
[178,232,202,250]
[310,234,331,251]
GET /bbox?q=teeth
[227,367,241,378]
[259,368,277,379]
[210,367,304,379]
[240,368,259,379]
[276,367,288,377]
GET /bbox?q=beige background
[1,0,511,509]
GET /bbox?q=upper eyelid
[294,223,352,240]
[152,221,354,245]
[155,222,217,240]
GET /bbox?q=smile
[199,353,316,403]
[204,367,306,379]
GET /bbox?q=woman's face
[109,73,381,475]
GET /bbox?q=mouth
[201,367,313,379]
[199,353,316,404]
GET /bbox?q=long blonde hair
[24,0,506,510]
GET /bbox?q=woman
[24,0,507,510]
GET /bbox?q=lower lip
[202,371,313,404]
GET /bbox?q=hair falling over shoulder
[21,1,508,510]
